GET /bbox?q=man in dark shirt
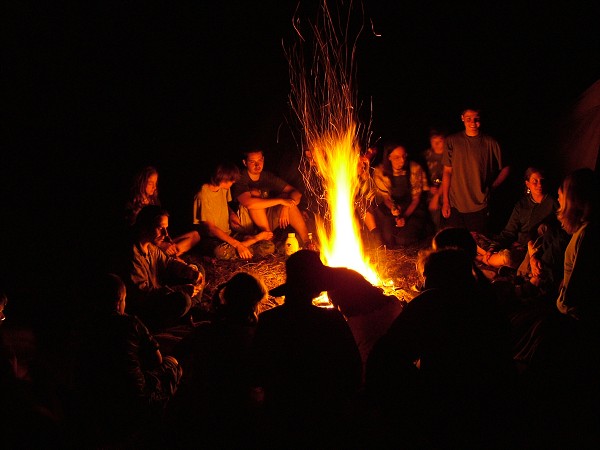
[232,149,311,247]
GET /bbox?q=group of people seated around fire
[2,107,599,448]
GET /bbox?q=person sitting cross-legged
[192,161,275,260]
[231,148,311,248]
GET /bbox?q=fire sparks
[286,1,380,286]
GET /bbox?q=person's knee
[215,243,237,260]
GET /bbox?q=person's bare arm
[491,166,511,190]
[281,184,302,205]
[203,219,253,259]
[237,191,295,210]
[441,165,452,218]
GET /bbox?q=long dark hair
[381,141,409,178]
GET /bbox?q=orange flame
[308,126,380,285]
[287,2,380,285]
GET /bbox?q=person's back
[253,300,361,411]
[72,273,182,446]
[251,250,362,447]
[169,272,267,448]
[326,267,405,377]
[367,248,517,448]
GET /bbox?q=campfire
[286,1,381,288]
[194,2,425,314]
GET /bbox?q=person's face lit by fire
[461,110,481,136]
[244,151,265,177]
[430,135,445,154]
[558,185,565,211]
[388,146,408,174]
[145,173,158,199]
[526,171,545,198]
[149,215,170,246]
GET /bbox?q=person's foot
[256,230,274,241]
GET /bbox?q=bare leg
[288,205,310,244]
[248,209,272,232]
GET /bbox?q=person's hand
[255,230,274,241]
[161,241,179,257]
[530,254,542,278]
[230,212,242,230]
[279,205,291,228]
[395,217,406,228]
[442,202,451,219]
[236,242,253,259]
[482,251,493,265]
[280,198,296,208]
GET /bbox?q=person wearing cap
[250,250,362,447]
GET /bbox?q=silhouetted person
[71,273,183,447]
[326,267,405,379]
[367,248,518,448]
[167,271,268,448]
[251,250,362,448]
[0,289,63,448]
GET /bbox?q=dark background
[3,1,599,316]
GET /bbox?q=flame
[287,1,380,286]
[309,127,380,285]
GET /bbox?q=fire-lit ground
[194,243,427,315]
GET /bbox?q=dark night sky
[2,1,599,301]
